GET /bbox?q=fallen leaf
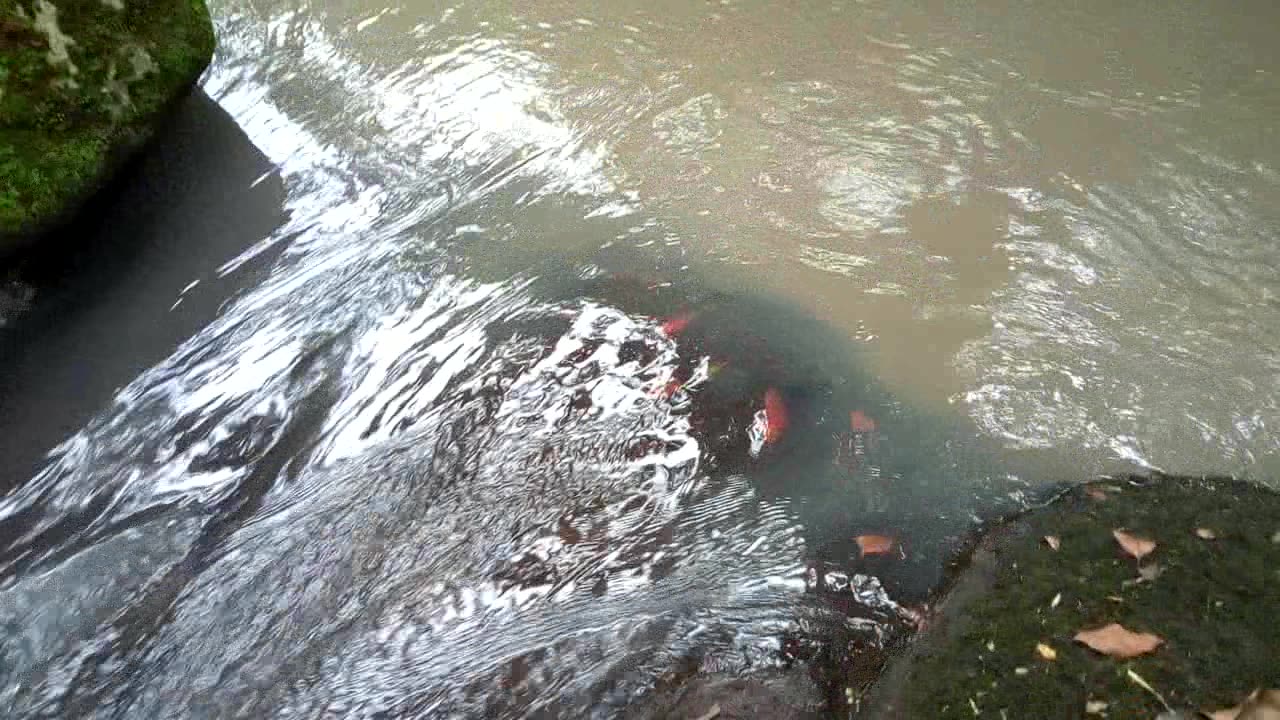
[1035,643,1057,661]
[1113,529,1157,560]
[1085,700,1108,715]
[1232,689,1280,720]
[1205,689,1280,720]
[1050,592,1062,609]
[855,534,895,557]
[849,410,877,433]
[1044,535,1061,551]
[1074,623,1163,658]
[1196,527,1218,540]
[1086,487,1110,501]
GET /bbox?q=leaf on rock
[1113,529,1157,560]
[855,534,895,557]
[1195,527,1218,540]
[1074,623,1163,658]
[1035,643,1057,661]
[1211,689,1280,720]
[1044,535,1061,551]
[1124,562,1164,587]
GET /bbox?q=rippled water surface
[3,0,1279,716]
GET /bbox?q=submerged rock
[864,474,1280,719]
[623,672,822,719]
[0,0,215,252]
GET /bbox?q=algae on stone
[0,0,215,245]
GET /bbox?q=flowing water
[2,0,1279,716]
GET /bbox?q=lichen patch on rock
[0,0,216,245]
[32,0,78,75]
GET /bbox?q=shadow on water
[0,89,289,493]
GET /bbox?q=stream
[1,0,1278,716]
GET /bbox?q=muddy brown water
[1,0,1278,716]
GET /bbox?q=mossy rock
[867,475,1280,718]
[0,0,215,249]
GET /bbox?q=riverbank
[865,474,1280,719]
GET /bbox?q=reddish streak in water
[764,387,789,445]
[656,379,682,399]
[855,534,896,557]
[850,410,877,433]
[659,312,693,337]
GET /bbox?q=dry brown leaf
[1044,535,1061,551]
[1113,529,1157,560]
[1205,688,1261,720]
[1074,623,1163,658]
[1239,689,1280,720]
[855,534,895,557]
[1196,527,1218,540]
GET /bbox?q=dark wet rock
[0,274,35,326]
[623,672,823,720]
[0,0,215,251]
[863,474,1280,719]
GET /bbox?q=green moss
[0,0,216,237]
[897,476,1280,717]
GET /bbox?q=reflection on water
[1,0,1279,716]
